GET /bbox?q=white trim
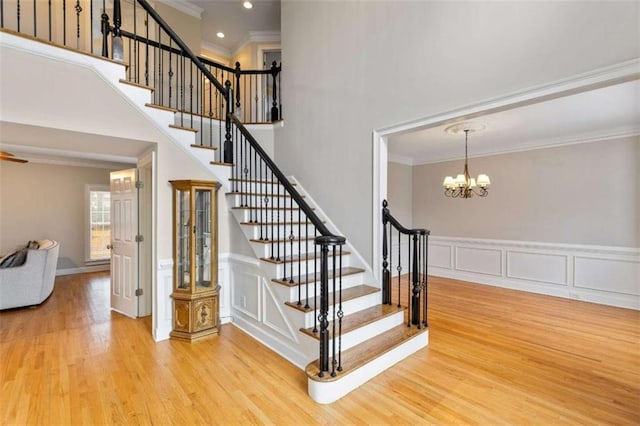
[56,264,110,276]
[427,236,640,310]
[84,184,111,264]
[155,0,203,19]
[376,58,640,137]
[411,127,640,165]
[387,153,414,166]
[233,31,281,57]
[201,40,231,61]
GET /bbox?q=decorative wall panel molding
[428,236,639,310]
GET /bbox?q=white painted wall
[279,0,640,265]
[0,161,112,270]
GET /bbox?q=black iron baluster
[331,245,337,377]
[397,230,401,308]
[269,169,275,260]
[32,0,36,37]
[270,60,279,121]
[1,0,4,28]
[75,0,82,49]
[144,10,149,86]
[313,226,318,333]
[337,244,343,372]
[412,233,420,328]
[304,215,309,309]
[289,193,294,284]
[62,0,66,45]
[278,67,282,119]
[276,175,281,263]
[224,79,233,163]
[253,150,258,222]
[407,234,411,327]
[100,5,109,58]
[17,0,21,33]
[48,0,52,41]
[298,206,301,303]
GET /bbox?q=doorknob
[106,244,113,250]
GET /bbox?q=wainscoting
[428,236,639,310]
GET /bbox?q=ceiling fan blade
[0,156,28,163]
[0,151,16,157]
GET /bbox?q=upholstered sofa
[0,240,60,310]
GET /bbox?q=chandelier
[442,127,490,198]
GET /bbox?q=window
[87,185,111,262]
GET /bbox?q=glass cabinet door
[176,188,191,290]
[194,189,212,290]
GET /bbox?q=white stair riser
[226,193,307,208]
[279,271,366,303]
[249,240,322,259]
[260,253,353,279]
[300,310,406,354]
[239,222,318,241]
[229,182,298,194]
[232,208,315,224]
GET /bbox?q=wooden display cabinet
[169,180,221,342]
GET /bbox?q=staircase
[0,0,430,404]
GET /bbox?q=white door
[110,168,139,318]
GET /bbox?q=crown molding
[233,30,281,57]
[411,128,640,166]
[155,0,203,19]
[201,40,231,60]
[387,153,414,166]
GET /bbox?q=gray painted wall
[400,137,638,247]
[279,1,640,264]
[387,162,412,228]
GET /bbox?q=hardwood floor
[1,272,638,425]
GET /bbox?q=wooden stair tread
[240,220,321,226]
[228,191,303,198]
[301,304,406,340]
[229,177,296,186]
[260,250,348,265]
[273,266,365,287]
[306,324,427,382]
[190,144,218,151]
[145,103,178,113]
[285,285,379,313]
[169,124,198,133]
[210,161,234,167]
[119,79,154,91]
[232,206,312,211]
[250,236,315,245]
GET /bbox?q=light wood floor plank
[1,272,638,424]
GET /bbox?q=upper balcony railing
[0,0,281,125]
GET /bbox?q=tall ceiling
[185,0,280,53]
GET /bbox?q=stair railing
[230,114,346,377]
[1,0,345,379]
[382,200,429,328]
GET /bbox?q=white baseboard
[428,236,640,310]
[56,264,110,276]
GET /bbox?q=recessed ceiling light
[243,1,253,9]
[216,32,225,38]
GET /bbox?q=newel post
[382,200,391,305]
[411,233,421,327]
[111,0,123,61]
[100,10,110,58]
[234,62,242,118]
[270,61,280,122]
[224,80,234,164]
